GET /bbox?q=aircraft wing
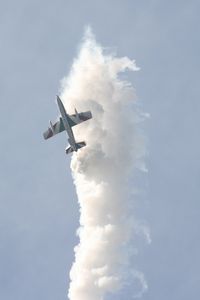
[43,118,65,140]
[68,111,92,127]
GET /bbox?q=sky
[0,0,200,299]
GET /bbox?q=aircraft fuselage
[56,96,77,151]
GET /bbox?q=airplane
[43,96,92,154]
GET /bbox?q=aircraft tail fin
[65,141,86,154]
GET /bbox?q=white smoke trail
[60,28,149,300]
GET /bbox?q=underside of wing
[43,118,65,140]
[68,111,92,127]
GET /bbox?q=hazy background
[0,1,199,299]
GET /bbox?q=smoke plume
[60,28,149,300]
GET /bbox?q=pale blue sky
[0,1,200,299]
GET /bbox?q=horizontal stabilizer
[65,146,74,154]
[65,141,86,154]
[76,141,86,149]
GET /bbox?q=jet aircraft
[43,96,92,154]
